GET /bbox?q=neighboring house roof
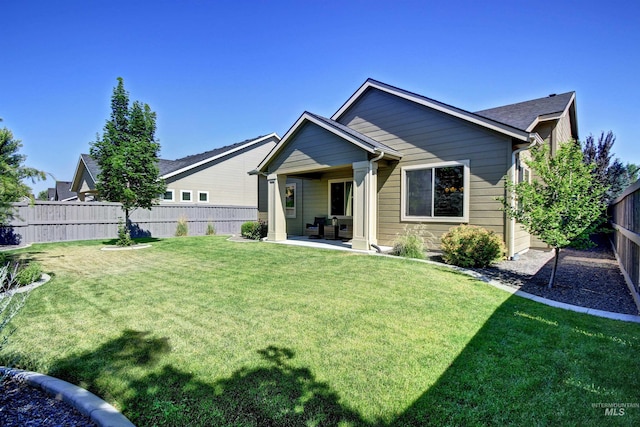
[55,181,77,201]
[71,133,279,193]
[475,91,576,133]
[47,188,56,201]
[162,133,279,179]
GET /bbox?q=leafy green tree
[37,190,49,201]
[89,78,166,243]
[0,120,46,225]
[504,142,608,288]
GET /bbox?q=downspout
[368,149,385,252]
[508,135,541,259]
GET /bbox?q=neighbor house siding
[166,140,276,206]
[267,122,367,175]
[338,88,510,247]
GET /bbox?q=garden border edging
[376,253,640,324]
[0,367,135,427]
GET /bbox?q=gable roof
[73,133,279,190]
[55,181,77,201]
[474,91,576,133]
[331,78,534,142]
[255,112,402,173]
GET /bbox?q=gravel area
[0,375,97,426]
[430,235,639,316]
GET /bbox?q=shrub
[175,216,189,237]
[391,225,434,259]
[441,224,505,268]
[241,221,267,240]
[206,223,216,236]
[15,262,42,286]
[116,218,133,247]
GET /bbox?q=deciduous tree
[504,142,608,288]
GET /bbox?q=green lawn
[2,236,639,426]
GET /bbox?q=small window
[198,191,209,203]
[328,179,353,217]
[285,183,296,218]
[401,161,470,222]
[163,189,175,202]
[181,190,192,202]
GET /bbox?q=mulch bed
[0,375,97,426]
[431,235,638,316]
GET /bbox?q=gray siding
[268,122,367,174]
[3,201,257,244]
[339,88,511,247]
[165,138,276,206]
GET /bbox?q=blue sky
[3,0,639,195]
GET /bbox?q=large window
[401,161,470,222]
[328,179,353,217]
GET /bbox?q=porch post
[352,161,378,251]
[267,174,287,241]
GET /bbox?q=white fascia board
[332,80,531,142]
[256,113,396,173]
[163,133,279,179]
[256,114,378,172]
[70,155,94,192]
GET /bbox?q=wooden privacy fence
[1,201,258,245]
[610,180,640,310]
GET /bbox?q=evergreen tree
[504,142,608,288]
[90,78,166,243]
[0,120,46,225]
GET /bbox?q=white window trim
[327,178,353,219]
[163,189,175,202]
[180,190,193,202]
[197,191,209,203]
[285,183,296,218]
[400,160,470,223]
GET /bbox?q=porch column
[267,174,287,241]
[352,161,378,251]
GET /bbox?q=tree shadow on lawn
[49,331,373,426]
[391,293,640,426]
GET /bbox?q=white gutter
[508,134,542,259]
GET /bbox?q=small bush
[175,216,189,237]
[116,218,133,247]
[241,221,267,240]
[441,224,505,268]
[15,262,42,286]
[392,226,435,259]
[206,223,216,236]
